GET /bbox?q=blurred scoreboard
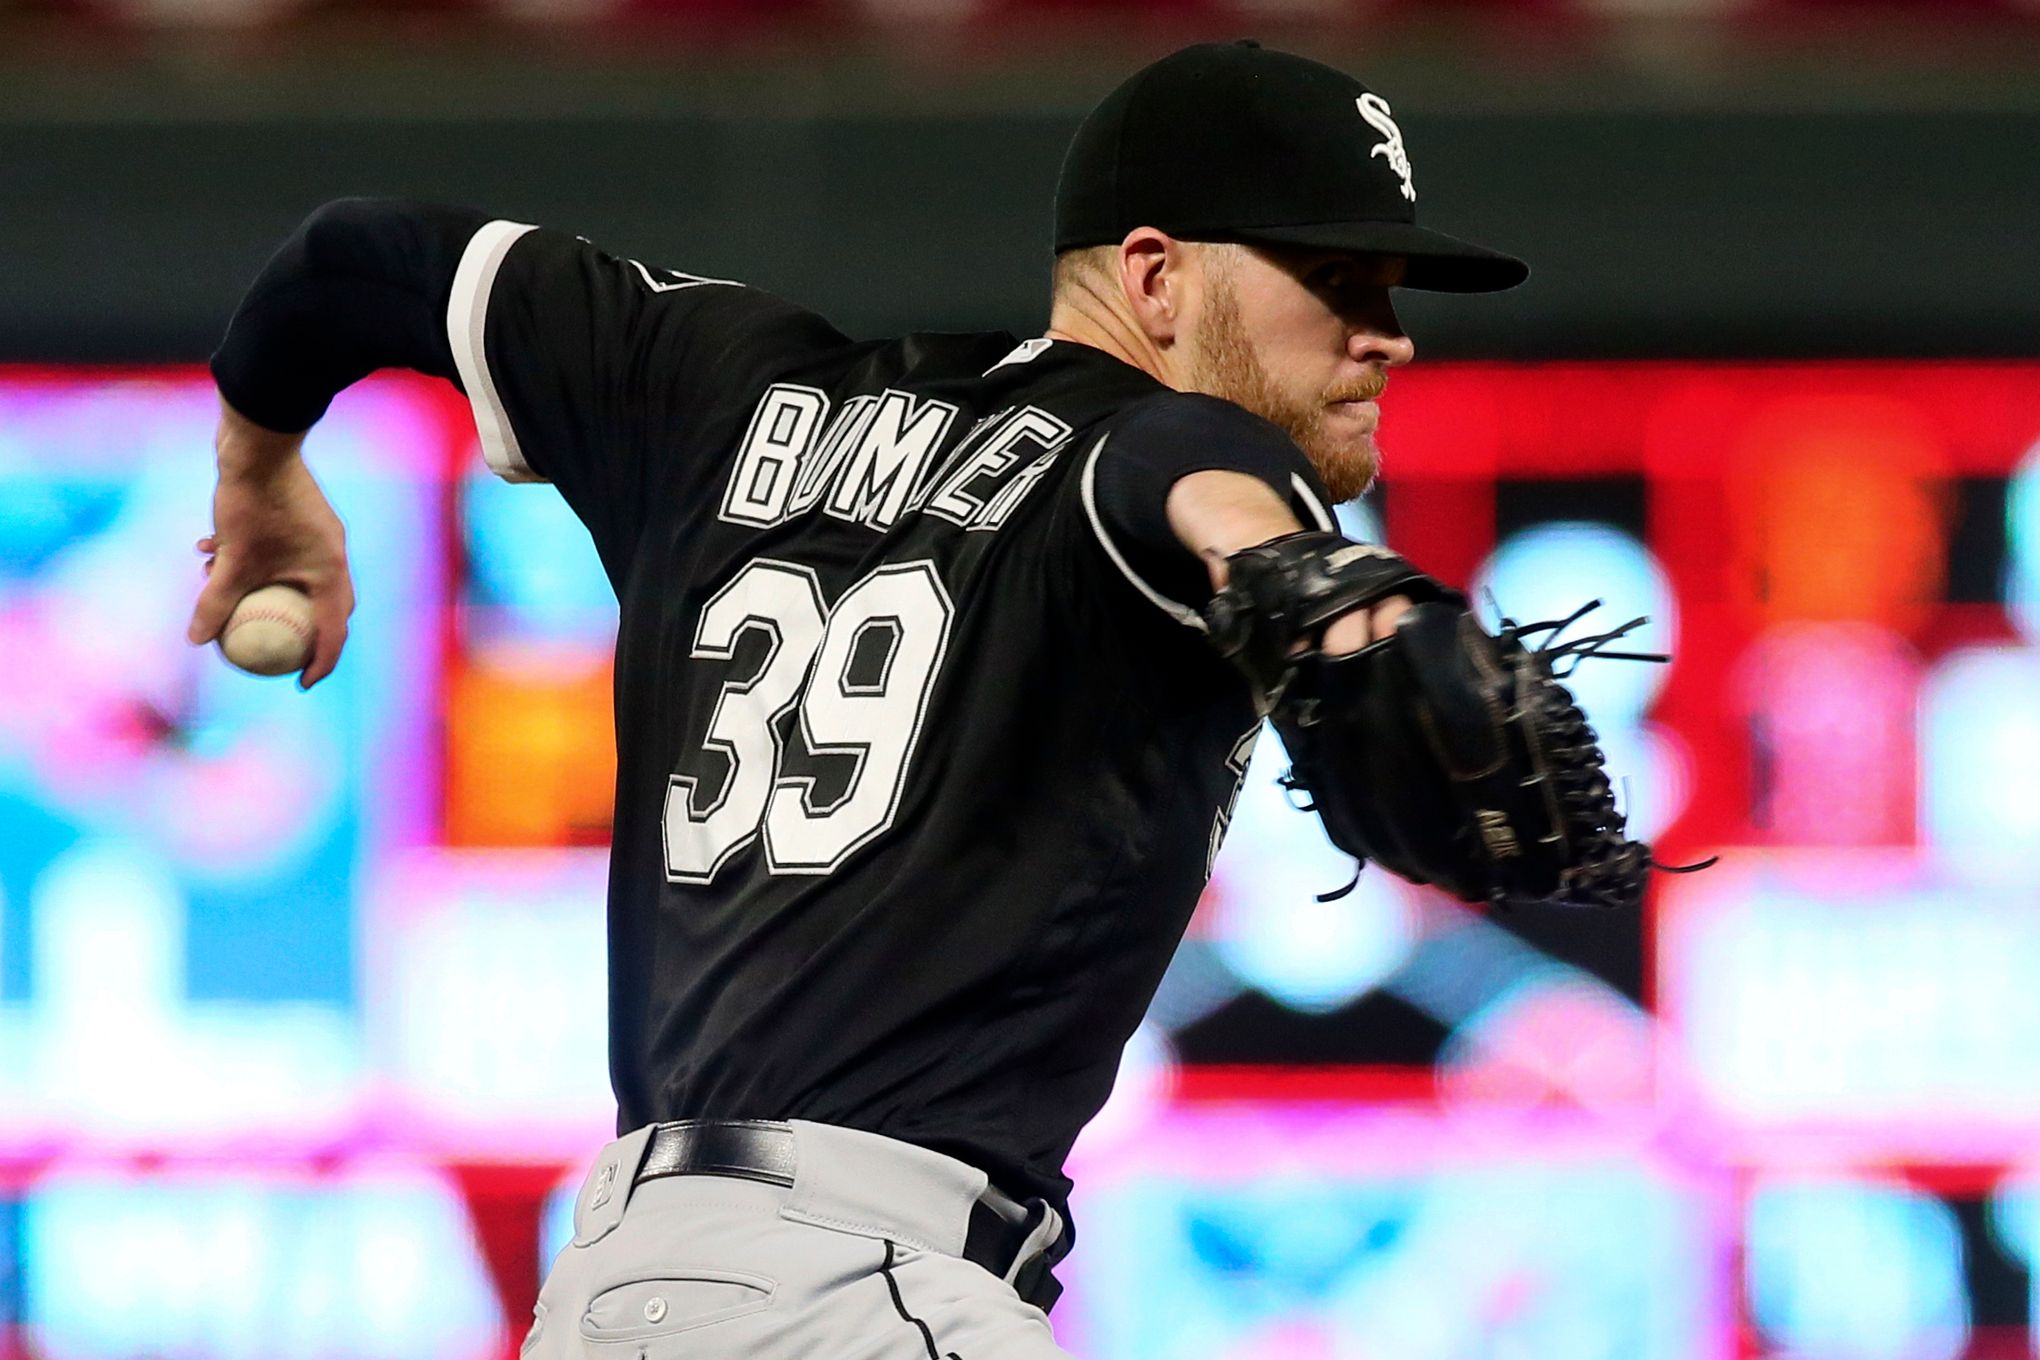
[1,362,2037,1359]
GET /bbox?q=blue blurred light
[24,838,357,1138]
[1919,647,2040,864]
[0,1195,19,1333]
[461,464,616,646]
[1668,860,2040,1124]
[1746,1177,1969,1359]
[0,385,164,577]
[541,1170,579,1278]
[1471,522,1674,721]
[1591,720,1687,844]
[2007,440,2039,640]
[0,473,124,580]
[0,373,441,1145]
[24,1170,500,1358]
[1207,728,1416,1013]
[1079,1151,1709,1360]
[1336,499,1384,545]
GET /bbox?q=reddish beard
[1186,273,1383,504]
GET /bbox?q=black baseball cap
[1054,42,1528,293]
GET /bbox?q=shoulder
[486,227,849,348]
[1083,390,1335,528]
[630,265,847,350]
[1107,389,1295,446]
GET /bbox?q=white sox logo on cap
[1355,93,1416,203]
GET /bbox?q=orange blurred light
[445,649,616,847]
[1729,395,1951,632]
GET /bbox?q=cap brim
[1228,219,1529,293]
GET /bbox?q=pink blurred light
[1736,622,1922,846]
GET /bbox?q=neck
[1044,292,1184,390]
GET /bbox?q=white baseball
[219,584,316,677]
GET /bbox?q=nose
[1349,323,1415,368]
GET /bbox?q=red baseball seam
[227,609,314,639]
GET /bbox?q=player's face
[1184,245,1414,503]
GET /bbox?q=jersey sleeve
[1077,392,1338,629]
[212,198,486,434]
[448,224,847,565]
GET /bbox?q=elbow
[296,197,413,270]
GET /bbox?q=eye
[1309,261,1350,293]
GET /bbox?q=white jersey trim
[1292,472,1336,530]
[630,259,743,293]
[983,337,1054,376]
[1079,432,1207,632]
[447,219,545,484]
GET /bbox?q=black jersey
[221,204,1339,1257]
[444,223,1340,1233]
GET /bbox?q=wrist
[215,394,307,476]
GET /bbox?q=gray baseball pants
[521,1119,1077,1360]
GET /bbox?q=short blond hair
[1049,244,1118,306]
[1050,239,1256,309]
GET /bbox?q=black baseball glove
[1203,531,1713,911]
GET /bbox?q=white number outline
[763,562,953,875]
[662,558,953,883]
[838,618,900,697]
[662,560,827,884]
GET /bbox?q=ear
[1116,228,1189,347]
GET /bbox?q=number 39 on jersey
[662,558,953,883]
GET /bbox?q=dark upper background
[2,2,2037,364]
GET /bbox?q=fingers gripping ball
[219,584,316,677]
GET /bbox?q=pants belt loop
[999,1200,1063,1289]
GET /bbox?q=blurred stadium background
[5,2,2040,1357]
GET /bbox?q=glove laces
[1492,597,1717,908]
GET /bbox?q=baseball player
[190,41,1526,1360]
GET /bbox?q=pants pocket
[578,1268,776,1343]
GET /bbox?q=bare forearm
[1164,469,1305,590]
[215,395,307,478]
[1168,469,1406,655]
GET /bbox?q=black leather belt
[634,1119,1063,1311]
[638,1118,801,1188]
